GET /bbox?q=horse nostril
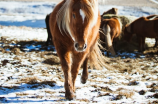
[83,44,87,50]
[75,43,79,49]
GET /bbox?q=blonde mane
[56,0,99,41]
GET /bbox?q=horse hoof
[66,97,74,101]
[65,91,74,100]
[81,77,87,84]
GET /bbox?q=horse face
[69,2,89,52]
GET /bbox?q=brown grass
[45,90,56,94]
[118,90,135,98]
[17,76,56,87]
[16,93,30,96]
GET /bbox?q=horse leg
[138,36,143,52]
[81,57,89,84]
[142,37,145,51]
[71,53,87,92]
[59,51,74,100]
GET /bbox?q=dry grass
[97,92,111,97]
[117,89,135,98]
[16,93,30,96]
[100,86,113,92]
[45,90,56,94]
[16,76,56,87]
[1,33,158,103]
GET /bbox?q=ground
[0,25,158,103]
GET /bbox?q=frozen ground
[0,1,158,104]
[0,25,158,103]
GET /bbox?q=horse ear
[126,24,131,33]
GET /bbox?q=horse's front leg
[71,53,87,92]
[59,52,74,100]
[138,36,143,52]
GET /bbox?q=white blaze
[79,9,85,23]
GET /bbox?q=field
[0,0,158,103]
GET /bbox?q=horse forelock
[56,0,98,41]
[81,0,99,28]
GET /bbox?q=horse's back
[132,17,158,38]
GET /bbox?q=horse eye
[72,14,75,18]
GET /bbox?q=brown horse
[102,8,118,16]
[124,15,158,52]
[49,0,110,100]
[100,17,122,56]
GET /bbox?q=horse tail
[89,40,114,70]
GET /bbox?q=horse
[49,0,110,100]
[124,15,158,52]
[45,14,53,46]
[102,8,118,16]
[100,17,122,56]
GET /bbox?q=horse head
[56,0,99,52]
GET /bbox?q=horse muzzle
[74,42,87,52]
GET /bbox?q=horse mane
[116,18,122,31]
[56,0,98,40]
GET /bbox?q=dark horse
[124,15,158,51]
[45,14,53,46]
[49,0,110,100]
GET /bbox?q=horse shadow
[16,41,55,52]
[0,38,55,53]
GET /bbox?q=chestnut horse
[124,15,158,51]
[100,17,122,56]
[49,0,110,100]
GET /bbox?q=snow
[0,1,158,27]
[0,26,47,41]
[0,1,158,103]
